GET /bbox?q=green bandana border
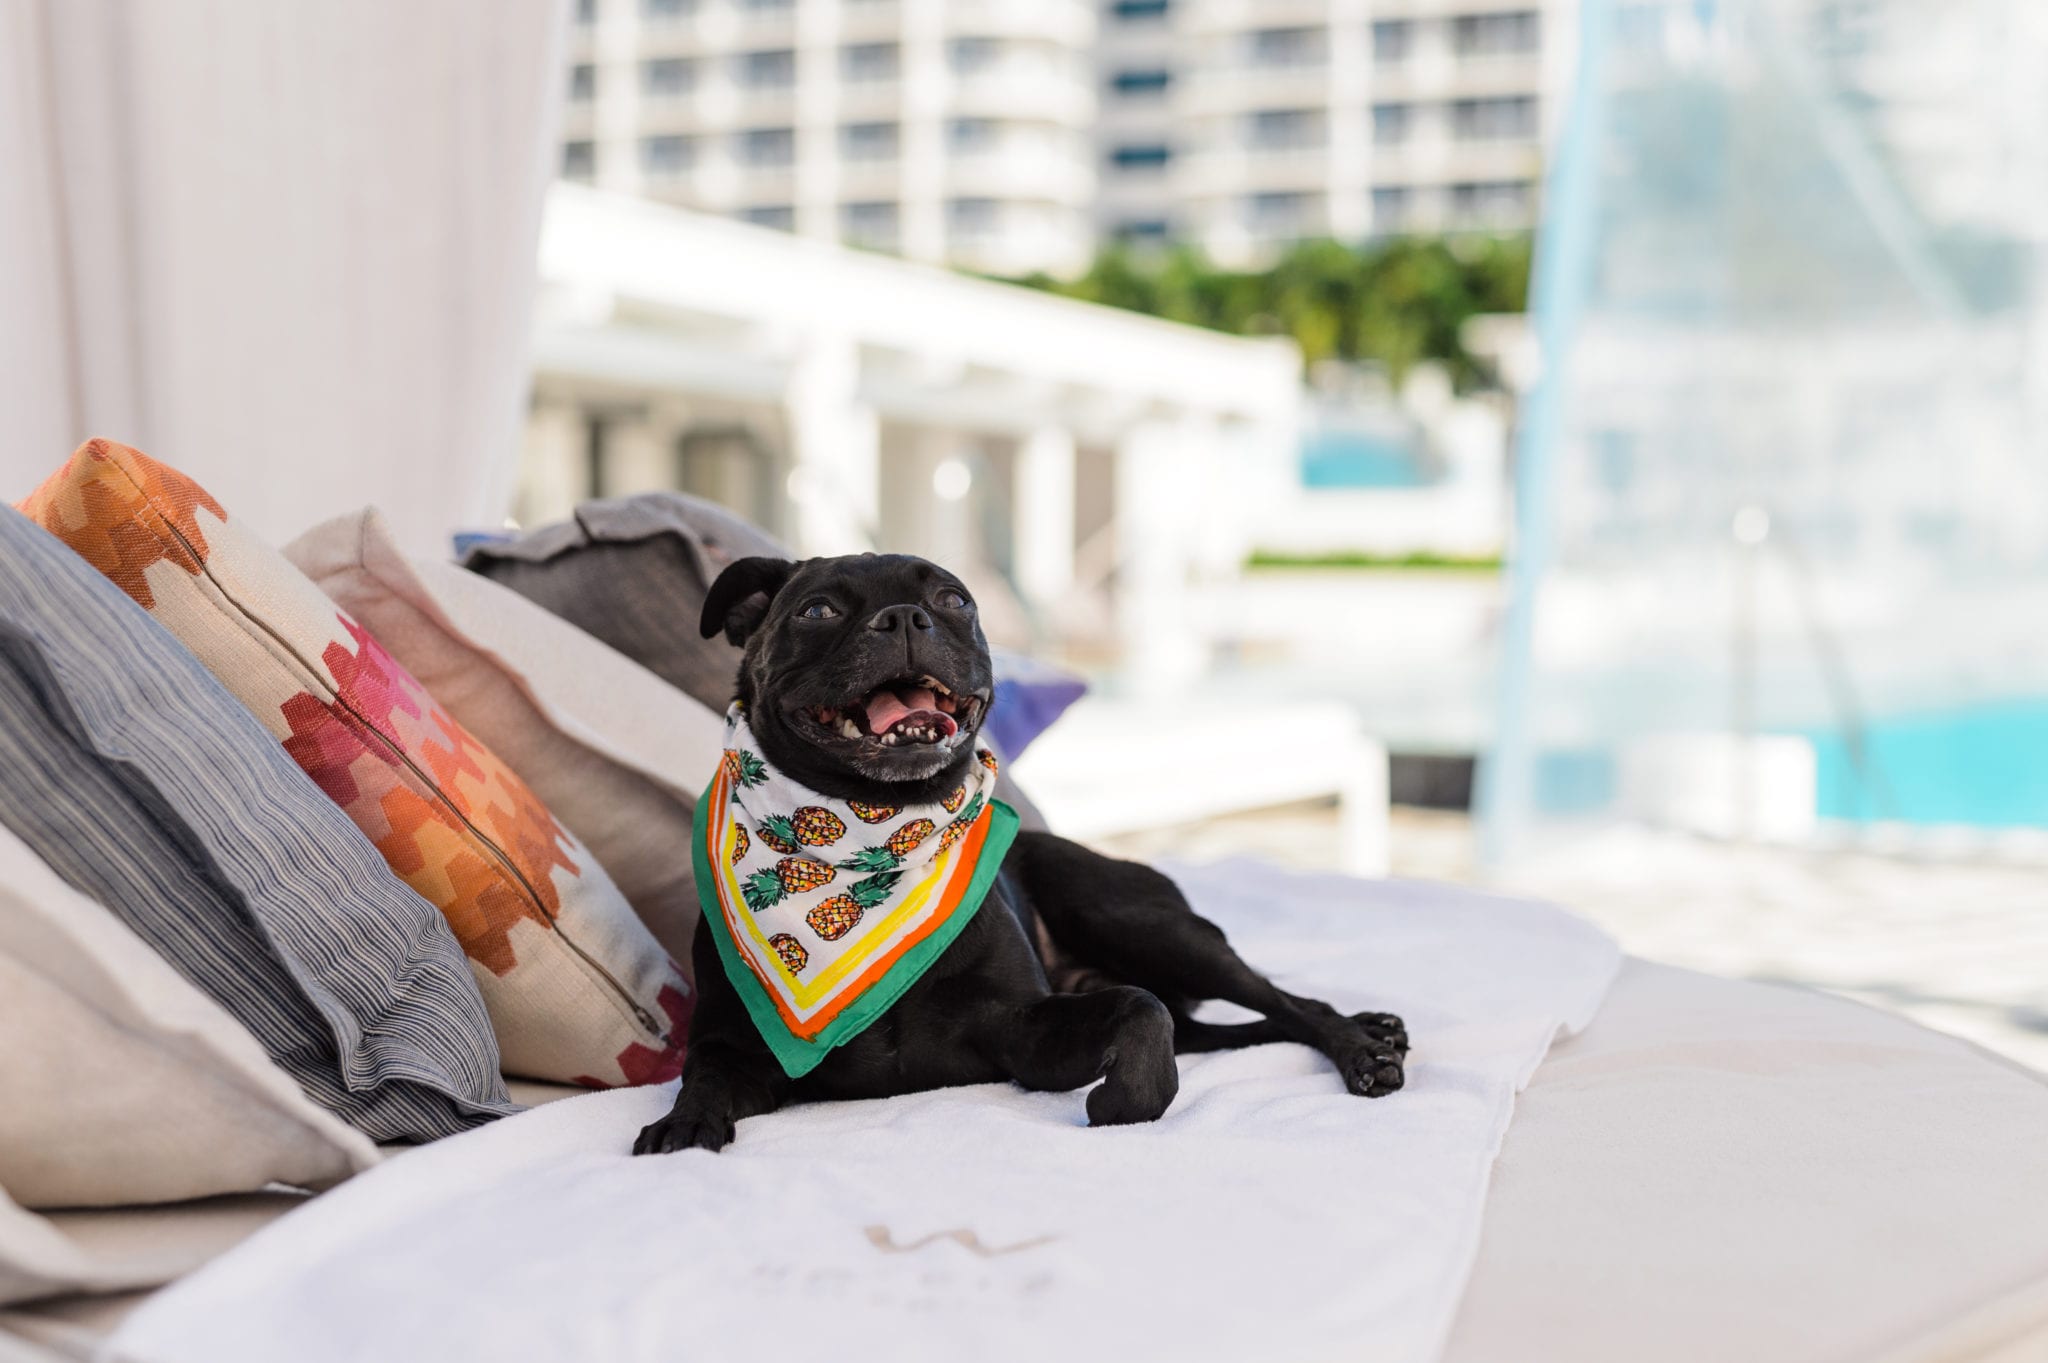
[692,779,1020,1080]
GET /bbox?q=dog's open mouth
[806,674,986,748]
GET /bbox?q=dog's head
[702,553,993,802]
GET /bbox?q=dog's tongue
[863,685,955,737]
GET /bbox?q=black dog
[634,553,1406,1154]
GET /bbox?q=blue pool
[1521,696,2048,829]
[1300,429,1430,489]
[1805,697,2048,829]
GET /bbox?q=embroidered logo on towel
[693,704,1018,1078]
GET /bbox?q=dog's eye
[798,600,839,621]
[934,588,969,610]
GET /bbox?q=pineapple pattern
[704,703,1019,1075]
[741,856,836,912]
[977,749,999,775]
[888,818,936,857]
[723,748,768,789]
[937,794,988,855]
[805,872,900,940]
[768,933,808,976]
[836,818,935,874]
[760,806,846,853]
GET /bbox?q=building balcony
[731,162,797,201]
[946,0,1093,46]
[630,10,725,56]
[837,0,903,42]
[836,79,903,120]
[1369,0,1548,19]
[945,210,1094,279]
[946,70,1093,126]
[1179,0,1333,34]
[560,102,597,139]
[1368,136,1544,186]
[728,2,796,44]
[728,84,798,123]
[1173,65,1334,116]
[836,158,903,200]
[1175,145,1332,197]
[947,144,1095,205]
[1368,51,1546,101]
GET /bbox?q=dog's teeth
[882,732,900,746]
[839,718,863,740]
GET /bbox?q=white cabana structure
[520,181,1305,689]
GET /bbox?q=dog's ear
[701,557,797,646]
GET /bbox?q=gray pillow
[464,492,780,708]
[0,508,515,1143]
[465,492,1047,828]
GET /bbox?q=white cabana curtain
[0,0,567,554]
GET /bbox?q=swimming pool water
[1804,697,2048,829]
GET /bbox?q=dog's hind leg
[979,986,1180,1127]
[1171,1011,1406,1057]
[1008,833,1405,1097]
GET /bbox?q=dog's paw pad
[1337,1047,1406,1099]
[632,1111,735,1155]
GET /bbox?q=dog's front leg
[635,921,790,1155]
[634,1038,789,1155]
[986,987,1180,1127]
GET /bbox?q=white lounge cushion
[103,863,1621,1363]
[1444,960,2048,1363]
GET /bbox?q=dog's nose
[867,604,934,634]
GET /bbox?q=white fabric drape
[0,0,567,554]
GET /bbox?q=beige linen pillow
[0,824,378,1216]
[287,508,727,967]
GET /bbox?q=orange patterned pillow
[18,440,689,1088]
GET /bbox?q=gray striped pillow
[0,508,515,1142]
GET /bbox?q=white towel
[112,862,1618,1363]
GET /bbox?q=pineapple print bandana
[693,703,1019,1079]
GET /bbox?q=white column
[601,415,674,499]
[793,0,842,243]
[1012,425,1077,611]
[514,401,588,529]
[1115,417,1207,697]
[898,0,948,264]
[591,0,644,196]
[1326,0,1371,241]
[879,425,973,568]
[782,335,879,556]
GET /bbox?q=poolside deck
[1095,806,2048,1076]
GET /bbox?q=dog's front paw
[1333,1036,1406,1098]
[632,1107,736,1155]
[1350,1010,1409,1056]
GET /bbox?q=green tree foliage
[1006,235,1532,389]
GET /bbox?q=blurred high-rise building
[558,0,1574,275]
[561,0,1099,276]
[1098,0,1574,265]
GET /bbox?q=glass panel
[1483,0,2048,857]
